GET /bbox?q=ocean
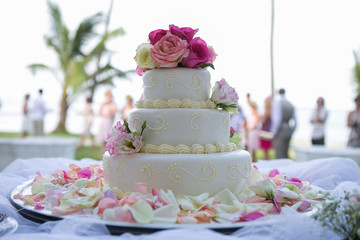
[0,103,350,148]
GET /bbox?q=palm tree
[28,1,131,133]
[353,50,360,95]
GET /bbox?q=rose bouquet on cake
[135,25,217,76]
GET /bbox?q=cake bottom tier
[103,150,252,197]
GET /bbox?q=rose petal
[126,199,154,224]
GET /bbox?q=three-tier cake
[103,25,252,197]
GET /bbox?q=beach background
[0,95,351,147]
[0,0,359,148]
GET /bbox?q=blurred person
[21,93,31,138]
[97,90,117,154]
[259,95,273,160]
[230,105,247,132]
[121,95,134,122]
[310,97,328,145]
[77,97,95,148]
[347,94,360,147]
[246,95,260,161]
[32,89,47,136]
[271,88,297,159]
[230,105,247,146]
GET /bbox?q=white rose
[135,43,156,69]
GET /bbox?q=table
[292,145,360,165]
[0,137,78,171]
[1,157,360,240]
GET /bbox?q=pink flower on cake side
[106,120,146,156]
[112,132,144,155]
[210,78,239,115]
[211,78,239,105]
[150,32,190,68]
[181,37,210,68]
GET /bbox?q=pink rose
[148,29,168,45]
[150,32,189,68]
[169,24,198,43]
[181,37,210,68]
[208,46,217,64]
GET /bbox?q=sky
[0,0,360,142]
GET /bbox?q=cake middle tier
[129,108,230,147]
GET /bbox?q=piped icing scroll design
[131,113,168,135]
[165,74,203,92]
[190,112,227,131]
[166,162,217,184]
[227,161,251,180]
[143,76,158,89]
[115,160,154,180]
[148,115,168,134]
[115,160,128,178]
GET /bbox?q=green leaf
[141,121,147,135]
[123,120,131,133]
[230,132,242,149]
[199,63,215,70]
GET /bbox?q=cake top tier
[140,68,211,102]
[134,25,216,76]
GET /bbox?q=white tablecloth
[1,157,360,240]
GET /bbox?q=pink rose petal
[268,169,280,178]
[97,197,119,214]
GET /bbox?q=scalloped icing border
[140,142,237,154]
[135,99,217,109]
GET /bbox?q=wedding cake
[103,25,252,197]
[12,26,321,225]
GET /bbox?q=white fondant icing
[142,68,211,101]
[103,150,252,196]
[129,108,230,146]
